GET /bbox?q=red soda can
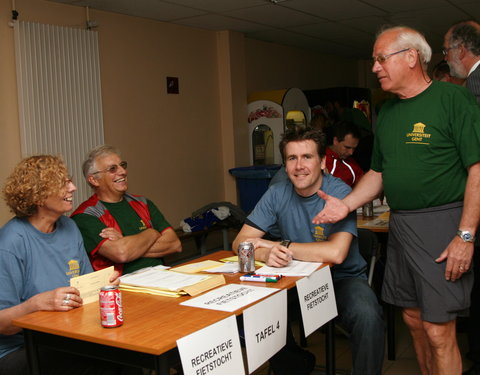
[99,285,123,328]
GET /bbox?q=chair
[357,228,380,287]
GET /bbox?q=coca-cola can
[238,241,255,272]
[99,285,123,328]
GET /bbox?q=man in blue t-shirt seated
[233,127,384,375]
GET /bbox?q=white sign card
[177,315,245,375]
[180,284,279,312]
[243,289,287,374]
[296,266,338,337]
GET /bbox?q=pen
[240,275,279,283]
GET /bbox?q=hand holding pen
[266,244,293,268]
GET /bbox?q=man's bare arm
[436,161,480,281]
[288,232,353,264]
[97,228,160,263]
[313,170,383,224]
[233,224,353,268]
[232,224,266,254]
[143,228,182,257]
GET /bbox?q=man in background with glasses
[444,20,480,375]
[443,21,480,103]
[313,26,480,375]
[71,144,181,274]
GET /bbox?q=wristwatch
[280,240,291,248]
[457,230,476,243]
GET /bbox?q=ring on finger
[65,293,71,301]
[62,299,69,306]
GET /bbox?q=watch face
[458,231,474,242]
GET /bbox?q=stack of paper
[119,266,225,297]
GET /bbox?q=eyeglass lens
[106,161,128,173]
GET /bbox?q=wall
[245,38,364,93]
[0,0,366,226]
[0,0,237,226]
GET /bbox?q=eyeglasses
[442,45,458,56]
[372,48,410,65]
[92,161,128,175]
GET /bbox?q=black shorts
[381,201,473,323]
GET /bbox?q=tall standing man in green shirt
[71,145,182,275]
[313,26,480,375]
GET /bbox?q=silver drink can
[362,201,374,217]
[238,241,255,272]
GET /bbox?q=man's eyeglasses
[92,161,128,175]
[372,48,410,65]
[442,45,458,56]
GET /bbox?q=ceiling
[49,0,479,59]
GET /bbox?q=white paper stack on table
[119,265,225,297]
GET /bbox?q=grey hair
[449,21,480,56]
[82,144,121,179]
[377,26,432,69]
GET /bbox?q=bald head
[372,26,432,98]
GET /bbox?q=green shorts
[381,201,473,323]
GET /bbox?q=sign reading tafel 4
[243,289,287,374]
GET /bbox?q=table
[13,250,335,375]
[357,210,389,233]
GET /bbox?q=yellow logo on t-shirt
[66,260,80,278]
[313,226,327,242]
[405,122,431,145]
[138,219,147,231]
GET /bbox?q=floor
[251,308,472,375]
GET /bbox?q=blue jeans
[334,277,385,375]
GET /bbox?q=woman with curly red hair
[0,155,128,375]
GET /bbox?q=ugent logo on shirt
[314,226,327,242]
[405,122,431,145]
[66,260,80,278]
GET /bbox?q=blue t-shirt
[0,216,93,358]
[247,174,366,280]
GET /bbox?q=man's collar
[468,59,480,77]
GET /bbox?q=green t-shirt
[72,198,171,274]
[371,80,480,210]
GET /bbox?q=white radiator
[14,21,104,205]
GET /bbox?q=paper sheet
[220,255,265,268]
[255,260,322,277]
[204,263,240,273]
[180,284,279,312]
[70,266,114,304]
[172,260,225,274]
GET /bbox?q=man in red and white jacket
[325,121,364,187]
